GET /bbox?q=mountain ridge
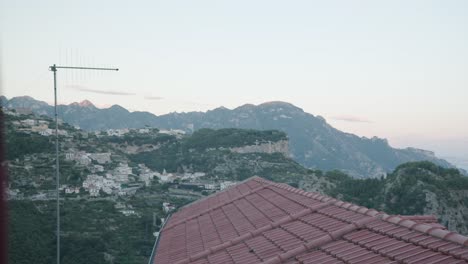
[2,95,456,178]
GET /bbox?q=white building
[107,129,129,137]
[89,189,99,197]
[78,155,92,166]
[204,183,217,190]
[120,210,135,216]
[39,129,53,136]
[158,174,174,183]
[31,124,49,133]
[156,169,176,183]
[140,173,155,186]
[93,165,104,173]
[83,174,120,196]
[162,202,175,213]
[65,187,80,194]
[159,129,186,136]
[57,130,68,136]
[89,153,111,164]
[22,119,36,126]
[220,181,238,190]
[113,163,132,182]
[38,120,49,125]
[65,151,92,165]
[102,186,113,194]
[65,152,75,160]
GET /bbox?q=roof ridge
[397,215,437,220]
[252,177,331,201]
[176,176,264,211]
[173,200,336,264]
[256,177,381,217]
[262,216,379,264]
[163,180,271,231]
[379,214,468,247]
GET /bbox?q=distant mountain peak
[17,95,33,99]
[109,104,129,112]
[78,100,95,108]
[259,101,295,107]
[212,106,229,111]
[258,101,304,113]
[233,101,304,113]
[235,104,256,111]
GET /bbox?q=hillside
[5,109,468,263]
[5,110,312,264]
[1,96,454,178]
[316,161,468,234]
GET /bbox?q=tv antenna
[49,64,119,264]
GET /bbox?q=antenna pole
[49,64,118,264]
[52,64,60,264]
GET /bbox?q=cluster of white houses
[65,151,112,166]
[105,128,186,137]
[82,174,122,196]
[8,112,239,200]
[12,118,69,136]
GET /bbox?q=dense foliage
[6,131,54,160]
[325,170,385,209]
[9,202,55,264]
[9,189,193,264]
[324,161,468,217]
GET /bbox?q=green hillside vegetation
[6,130,54,160]
[9,188,193,264]
[324,161,468,220]
[129,129,291,180]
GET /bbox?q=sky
[1,0,468,169]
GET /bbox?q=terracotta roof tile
[153,176,468,263]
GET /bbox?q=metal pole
[52,64,60,264]
[49,63,117,264]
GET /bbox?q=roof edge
[380,214,468,246]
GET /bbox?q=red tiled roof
[153,176,468,264]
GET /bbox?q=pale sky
[1,0,468,169]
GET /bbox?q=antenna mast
[49,64,118,264]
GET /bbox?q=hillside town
[6,109,239,214]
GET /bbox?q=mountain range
[1,95,455,178]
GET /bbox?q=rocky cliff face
[424,190,468,234]
[230,139,289,156]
